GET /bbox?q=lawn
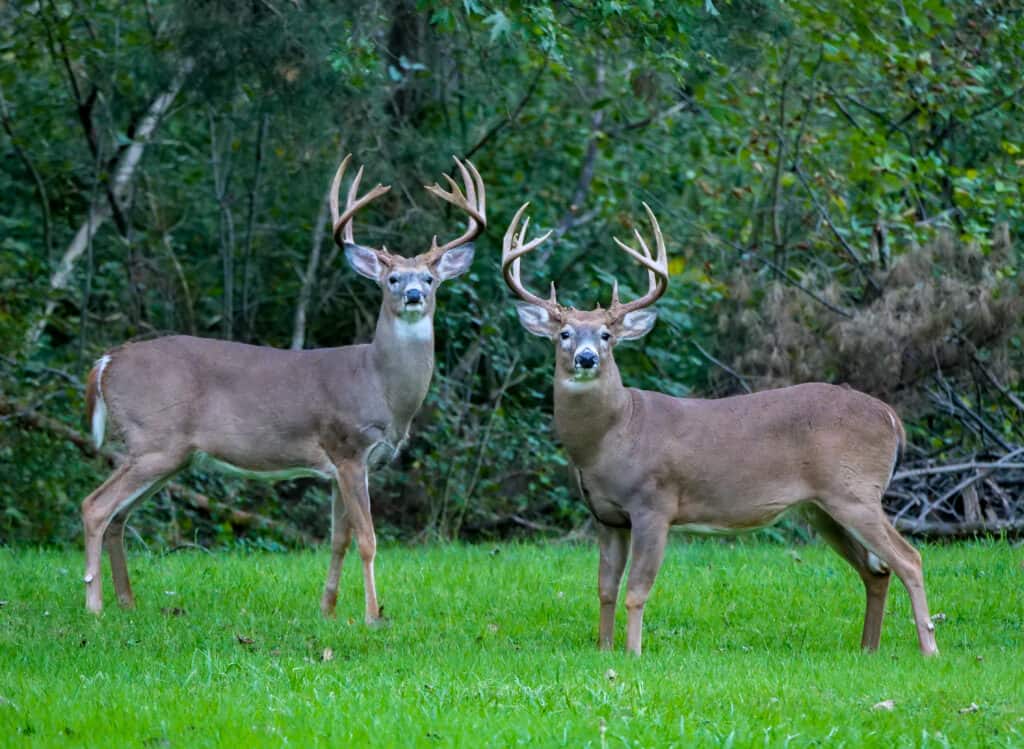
[1,540,1021,747]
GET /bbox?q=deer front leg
[597,523,630,651]
[624,517,670,656]
[321,484,353,618]
[333,461,382,625]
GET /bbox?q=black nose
[405,288,423,303]
[575,350,598,369]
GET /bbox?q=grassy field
[1,540,1021,747]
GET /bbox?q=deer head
[330,155,485,322]
[501,202,668,388]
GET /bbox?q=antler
[501,203,561,316]
[329,153,392,254]
[424,156,487,262]
[607,202,669,319]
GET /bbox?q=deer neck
[370,308,435,431]
[552,359,631,467]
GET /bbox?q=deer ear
[344,243,383,280]
[514,301,556,339]
[433,243,475,280]
[614,309,658,340]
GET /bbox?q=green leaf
[483,11,512,44]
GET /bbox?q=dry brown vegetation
[719,228,1022,409]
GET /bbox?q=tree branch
[690,340,752,393]
[291,183,332,350]
[461,59,547,162]
[24,59,193,352]
[792,165,880,294]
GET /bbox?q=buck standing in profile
[500,203,938,656]
[80,155,485,622]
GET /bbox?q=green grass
[1,540,1022,747]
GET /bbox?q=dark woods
[1,1,1022,545]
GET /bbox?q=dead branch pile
[886,447,1024,537]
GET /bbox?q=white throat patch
[395,316,433,341]
[560,377,602,392]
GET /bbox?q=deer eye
[560,330,571,340]
[601,331,611,341]
[388,275,399,285]
[423,276,433,285]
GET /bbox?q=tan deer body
[80,155,486,619]
[563,382,902,534]
[501,204,938,657]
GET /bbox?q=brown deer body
[80,155,486,619]
[501,204,938,656]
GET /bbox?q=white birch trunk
[24,60,193,352]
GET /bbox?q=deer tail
[86,354,112,448]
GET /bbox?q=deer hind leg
[597,523,630,651]
[321,484,353,618]
[333,461,381,625]
[623,517,670,656]
[803,505,891,652]
[820,499,938,656]
[82,455,181,614]
[103,479,168,608]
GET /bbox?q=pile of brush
[885,446,1024,537]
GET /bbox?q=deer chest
[574,468,631,528]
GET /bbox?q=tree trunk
[24,60,192,353]
[291,185,331,350]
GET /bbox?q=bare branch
[291,183,332,350]
[24,59,192,352]
[690,341,752,394]
[793,165,880,294]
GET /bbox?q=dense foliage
[1,0,1021,545]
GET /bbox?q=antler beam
[501,203,560,315]
[329,154,391,249]
[608,202,669,319]
[424,156,487,261]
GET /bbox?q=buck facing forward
[500,203,938,656]
[81,155,486,620]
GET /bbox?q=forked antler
[329,154,392,257]
[424,156,487,262]
[501,203,561,316]
[607,202,669,319]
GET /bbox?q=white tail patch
[847,525,891,575]
[867,552,890,575]
[885,408,900,488]
[91,355,111,448]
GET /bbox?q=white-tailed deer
[500,203,938,656]
[80,155,485,621]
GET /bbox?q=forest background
[1,0,1022,547]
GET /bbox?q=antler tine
[329,154,352,230]
[328,154,392,251]
[424,155,488,259]
[341,165,364,244]
[608,202,669,319]
[501,202,560,313]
